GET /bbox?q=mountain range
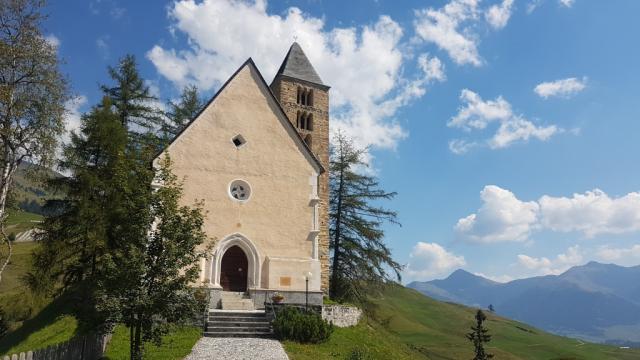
[408,261,640,346]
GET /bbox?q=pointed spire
[275,42,325,86]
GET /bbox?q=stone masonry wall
[271,77,330,294]
[322,305,362,327]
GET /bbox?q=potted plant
[271,292,285,304]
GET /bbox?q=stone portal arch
[211,233,261,290]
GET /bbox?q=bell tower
[271,42,330,293]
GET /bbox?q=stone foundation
[204,288,323,310]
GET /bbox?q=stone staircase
[221,291,255,310]
[203,291,274,338]
[204,310,273,338]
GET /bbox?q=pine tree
[329,131,402,301]
[162,85,204,139]
[101,54,161,133]
[466,310,494,360]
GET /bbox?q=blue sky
[45,0,640,283]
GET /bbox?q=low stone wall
[321,305,362,327]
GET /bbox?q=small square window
[232,134,246,148]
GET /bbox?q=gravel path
[184,337,289,360]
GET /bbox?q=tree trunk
[330,143,345,299]
[0,159,16,284]
[134,315,142,360]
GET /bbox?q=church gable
[156,59,323,174]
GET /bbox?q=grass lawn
[0,315,77,356]
[103,324,202,360]
[283,321,421,359]
[0,241,38,297]
[5,210,43,235]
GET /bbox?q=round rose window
[229,180,251,201]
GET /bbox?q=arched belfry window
[306,113,313,131]
[296,87,313,106]
[296,112,313,131]
[307,89,313,106]
[297,87,303,105]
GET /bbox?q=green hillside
[285,285,640,359]
[2,241,639,359]
[10,162,63,215]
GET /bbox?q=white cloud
[96,36,110,59]
[455,185,539,243]
[526,0,543,14]
[517,246,583,275]
[559,0,575,8]
[596,245,640,265]
[405,242,466,280]
[527,0,576,13]
[417,53,446,82]
[534,77,587,99]
[62,95,88,146]
[485,0,514,30]
[539,190,640,237]
[474,272,514,283]
[448,139,477,154]
[44,34,60,48]
[413,0,482,66]
[148,0,440,154]
[448,89,559,151]
[457,186,640,243]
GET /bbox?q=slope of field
[374,285,640,359]
[285,285,640,359]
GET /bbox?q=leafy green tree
[328,131,402,301]
[488,304,495,312]
[162,85,204,139]
[467,310,494,360]
[101,54,161,133]
[97,155,209,360]
[30,97,126,300]
[0,0,69,283]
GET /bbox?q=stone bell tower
[271,42,330,293]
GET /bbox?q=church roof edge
[153,57,325,174]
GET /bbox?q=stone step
[207,321,271,327]
[220,292,248,299]
[209,312,267,317]
[206,326,272,333]
[203,331,274,338]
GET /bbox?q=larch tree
[29,97,127,307]
[467,309,494,360]
[162,84,204,140]
[101,54,161,135]
[0,0,68,283]
[328,131,402,302]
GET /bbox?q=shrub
[273,307,333,343]
[347,346,373,360]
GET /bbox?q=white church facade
[153,43,330,308]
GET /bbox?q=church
[153,43,330,309]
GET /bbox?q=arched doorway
[220,246,248,292]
